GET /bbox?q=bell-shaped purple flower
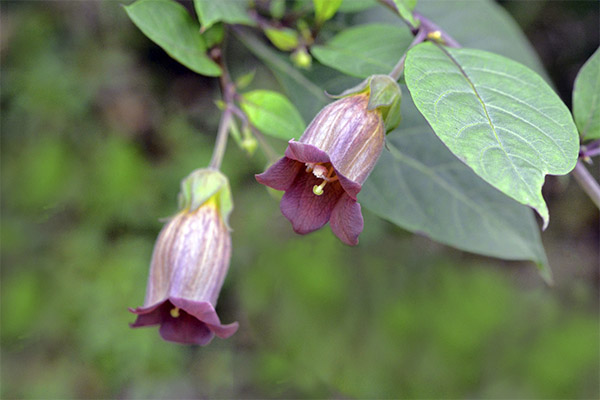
[256,92,386,245]
[130,169,238,345]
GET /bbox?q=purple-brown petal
[329,193,364,246]
[285,140,330,164]
[170,297,239,339]
[280,170,344,234]
[159,306,214,345]
[255,156,302,191]
[285,141,362,199]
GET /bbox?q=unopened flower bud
[130,169,237,345]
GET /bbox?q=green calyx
[328,74,402,133]
[178,168,234,228]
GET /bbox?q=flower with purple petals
[130,169,238,345]
[256,92,385,245]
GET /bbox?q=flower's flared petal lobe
[333,170,362,200]
[255,157,302,191]
[171,297,239,339]
[159,309,215,345]
[329,193,363,246]
[280,171,344,234]
[129,301,167,327]
[285,141,330,164]
[286,141,362,199]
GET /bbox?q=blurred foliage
[1,1,598,399]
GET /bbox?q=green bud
[178,169,233,228]
[241,126,258,156]
[291,47,312,69]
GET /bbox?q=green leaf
[338,0,378,13]
[124,0,221,76]
[360,94,551,282]
[234,30,329,121]
[203,22,224,48]
[311,24,413,78]
[404,43,579,228]
[392,0,419,28]
[355,0,548,80]
[573,48,600,140]
[193,0,254,30]
[241,90,306,140]
[264,27,300,51]
[314,0,343,24]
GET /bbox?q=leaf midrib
[434,44,537,200]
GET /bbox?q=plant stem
[580,139,600,159]
[572,161,600,209]
[413,12,461,48]
[209,51,235,170]
[389,28,427,81]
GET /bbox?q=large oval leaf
[193,0,255,30]
[125,0,221,76]
[360,94,551,282]
[404,42,579,228]
[241,90,306,140]
[311,24,413,78]
[573,47,600,140]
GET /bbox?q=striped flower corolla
[130,169,238,345]
[256,89,388,246]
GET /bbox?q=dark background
[1,0,598,398]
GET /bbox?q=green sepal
[328,75,402,133]
[367,75,402,133]
[178,168,234,228]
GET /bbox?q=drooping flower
[256,76,401,245]
[130,169,238,345]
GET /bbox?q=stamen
[305,162,315,173]
[313,180,327,196]
[312,165,338,196]
[312,164,328,179]
[170,307,180,318]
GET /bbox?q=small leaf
[405,43,579,228]
[392,0,419,28]
[203,22,225,48]
[360,95,551,283]
[264,27,300,51]
[241,90,306,140]
[314,0,343,24]
[338,0,378,13]
[193,0,255,30]
[270,0,286,19]
[311,24,413,78]
[572,47,600,140]
[124,0,221,76]
[235,69,256,90]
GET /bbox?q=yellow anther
[170,307,180,318]
[313,180,327,196]
[427,31,442,41]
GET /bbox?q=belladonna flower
[256,76,401,245]
[130,169,238,345]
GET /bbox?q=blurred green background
[1,1,598,398]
